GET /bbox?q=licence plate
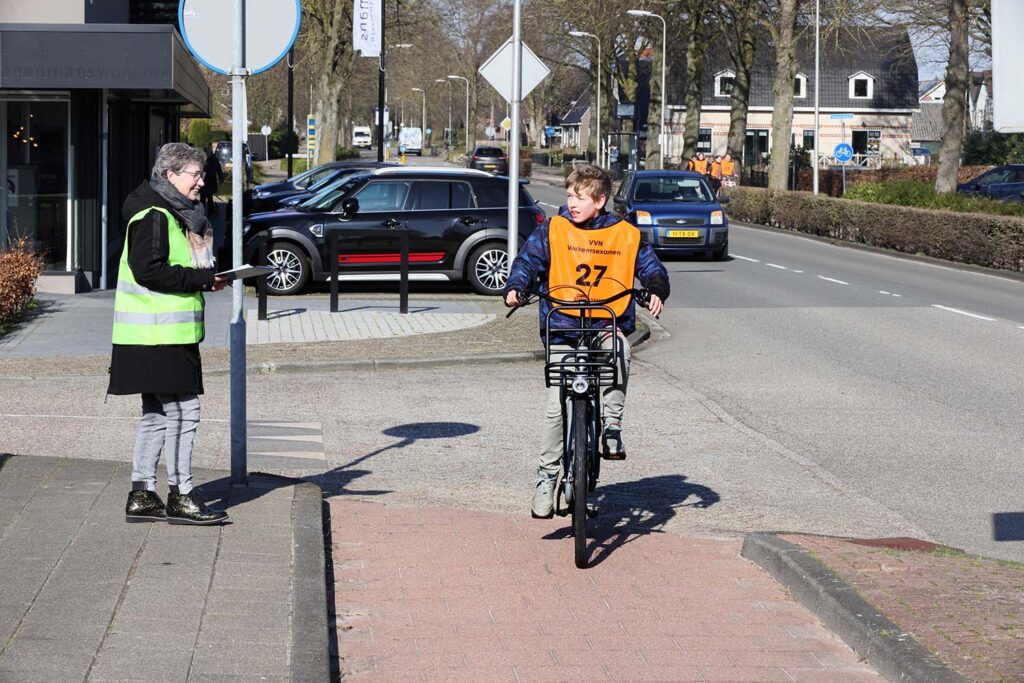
[484,164,496,169]
[667,229,700,238]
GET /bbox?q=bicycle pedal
[602,451,626,461]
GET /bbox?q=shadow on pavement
[993,512,1024,541]
[542,474,721,567]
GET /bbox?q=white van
[398,127,423,155]
[352,126,372,149]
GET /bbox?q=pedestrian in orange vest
[720,153,737,187]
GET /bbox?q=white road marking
[1018,325,1024,330]
[931,304,996,322]
[818,276,849,285]
[793,270,804,274]
[766,263,788,270]
[538,202,559,209]
[879,290,890,294]
[893,294,902,297]
[732,254,760,262]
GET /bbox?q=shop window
[697,128,712,153]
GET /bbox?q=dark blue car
[957,165,1024,202]
[611,170,730,260]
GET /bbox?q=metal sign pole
[506,0,523,267]
[230,0,248,487]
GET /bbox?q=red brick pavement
[783,534,1024,683]
[328,500,881,682]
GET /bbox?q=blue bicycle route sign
[834,143,854,163]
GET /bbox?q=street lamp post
[411,87,427,144]
[813,0,821,195]
[628,9,667,169]
[383,43,413,154]
[435,78,453,148]
[448,75,471,155]
[569,30,601,167]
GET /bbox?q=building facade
[662,27,919,169]
[0,0,210,292]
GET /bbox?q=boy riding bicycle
[504,165,670,518]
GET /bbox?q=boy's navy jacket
[504,206,670,344]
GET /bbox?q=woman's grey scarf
[149,175,216,269]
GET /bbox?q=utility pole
[376,0,386,161]
[287,47,294,177]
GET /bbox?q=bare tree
[764,0,804,190]
[718,0,760,159]
[935,0,970,192]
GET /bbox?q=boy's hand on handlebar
[646,294,664,318]
[504,290,521,307]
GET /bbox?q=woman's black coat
[107,181,217,396]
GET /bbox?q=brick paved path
[783,534,1024,682]
[328,500,882,682]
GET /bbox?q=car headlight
[710,210,724,225]
[242,222,252,236]
[635,210,653,225]
[254,189,270,199]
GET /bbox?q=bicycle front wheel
[571,396,589,568]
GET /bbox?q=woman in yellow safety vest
[109,142,229,526]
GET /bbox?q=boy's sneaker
[531,477,556,518]
[602,425,626,460]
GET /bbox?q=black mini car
[248,161,393,214]
[243,168,544,296]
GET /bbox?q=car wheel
[264,242,310,295]
[467,242,509,296]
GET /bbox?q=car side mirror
[718,195,731,204]
[341,198,359,216]
[974,183,981,191]
[613,196,626,208]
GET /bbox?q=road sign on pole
[478,36,550,103]
[179,0,300,75]
[834,142,854,162]
[830,113,854,120]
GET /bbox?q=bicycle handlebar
[506,287,650,319]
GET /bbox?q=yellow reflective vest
[112,207,204,345]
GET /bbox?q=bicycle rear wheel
[571,397,589,568]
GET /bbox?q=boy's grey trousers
[131,393,200,495]
[538,333,631,479]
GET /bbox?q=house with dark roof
[559,90,591,150]
[662,26,919,168]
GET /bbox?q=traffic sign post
[306,114,316,165]
[260,124,271,160]
[834,142,854,194]
[478,26,551,268]
[180,0,301,488]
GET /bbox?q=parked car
[957,165,1024,202]
[467,146,509,174]
[398,127,423,155]
[214,141,251,171]
[611,170,730,260]
[248,161,393,213]
[352,126,372,149]
[243,168,545,296]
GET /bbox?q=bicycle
[508,285,650,568]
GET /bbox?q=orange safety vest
[547,215,640,318]
[692,158,709,174]
[710,162,722,179]
[721,159,736,176]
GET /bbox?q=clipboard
[215,264,275,281]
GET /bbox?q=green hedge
[845,180,1024,218]
[723,187,1024,273]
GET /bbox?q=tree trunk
[646,41,664,168]
[312,0,349,165]
[681,6,707,160]
[766,0,800,191]
[935,0,970,194]
[726,2,758,159]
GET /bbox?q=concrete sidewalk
[0,454,327,682]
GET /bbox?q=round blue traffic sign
[834,143,854,163]
[545,126,556,137]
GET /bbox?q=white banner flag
[352,0,382,58]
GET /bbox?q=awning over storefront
[0,23,210,115]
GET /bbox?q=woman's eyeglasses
[177,169,206,181]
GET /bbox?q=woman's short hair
[152,142,207,180]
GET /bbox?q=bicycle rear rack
[543,303,622,389]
